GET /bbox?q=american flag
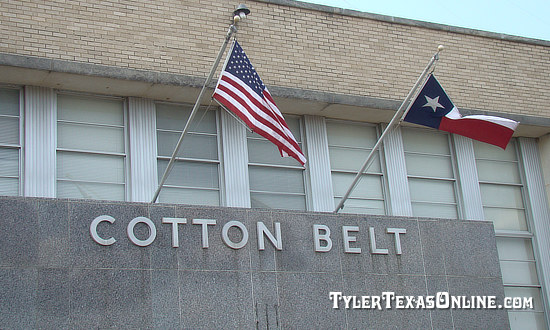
[213,40,307,165]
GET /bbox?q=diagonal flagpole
[334,45,445,213]
[151,5,251,203]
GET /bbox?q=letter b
[313,224,332,252]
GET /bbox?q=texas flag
[404,74,519,149]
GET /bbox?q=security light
[233,4,250,22]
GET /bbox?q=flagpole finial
[437,45,445,52]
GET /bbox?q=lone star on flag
[404,74,518,149]
[423,95,444,112]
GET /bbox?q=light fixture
[233,4,250,22]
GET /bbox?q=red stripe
[214,91,305,164]
[213,84,305,165]
[214,82,295,150]
[218,85,285,136]
[221,74,286,130]
[261,90,299,145]
[262,90,290,130]
[216,76,290,139]
[439,117,515,149]
[219,75,285,128]
[214,75,303,153]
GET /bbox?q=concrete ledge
[0,53,205,88]
[1,52,550,132]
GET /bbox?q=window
[156,103,220,205]
[326,120,385,215]
[402,127,458,218]
[475,140,526,230]
[56,94,126,200]
[247,115,306,210]
[474,140,546,329]
[0,88,21,196]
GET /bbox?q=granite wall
[0,196,509,329]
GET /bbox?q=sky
[301,0,550,42]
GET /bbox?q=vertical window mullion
[453,134,484,220]
[128,97,157,202]
[383,125,413,216]
[447,133,464,220]
[220,109,250,207]
[303,115,333,212]
[24,86,56,197]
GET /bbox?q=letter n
[257,222,282,250]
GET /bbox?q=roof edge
[254,0,550,47]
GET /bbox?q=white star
[422,95,444,112]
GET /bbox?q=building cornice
[1,52,549,133]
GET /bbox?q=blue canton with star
[404,74,455,129]
[224,40,266,97]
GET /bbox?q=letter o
[436,292,450,309]
[222,220,249,249]
[127,217,157,247]
[90,215,116,246]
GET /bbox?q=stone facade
[0,196,509,328]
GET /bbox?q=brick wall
[0,0,549,118]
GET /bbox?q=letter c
[90,215,116,246]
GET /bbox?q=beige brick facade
[1,0,549,118]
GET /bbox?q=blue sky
[301,0,550,41]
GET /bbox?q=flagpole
[151,5,251,204]
[334,45,444,213]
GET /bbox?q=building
[1,0,549,328]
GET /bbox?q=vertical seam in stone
[416,219,433,329]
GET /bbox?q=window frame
[154,101,223,206]
[402,126,462,219]
[55,91,128,201]
[325,119,388,215]
[475,139,547,327]
[0,85,24,196]
[246,114,309,211]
